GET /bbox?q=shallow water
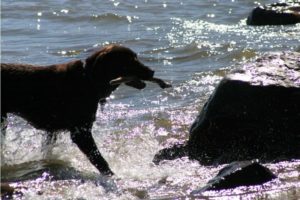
[1,0,300,199]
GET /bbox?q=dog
[1,45,171,176]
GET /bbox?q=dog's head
[85,45,154,89]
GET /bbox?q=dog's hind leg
[41,132,58,158]
[45,132,58,145]
[70,126,114,176]
[1,113,8,137]
[1,113,8,163]
[1,113,8,147]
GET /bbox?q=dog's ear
[85,45,117,70]
[67,60,83,69]
[85,49,108,74]
[61,60,85,78]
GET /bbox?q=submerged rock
[154,52,300,165]
[188,51,300,165]
[247,2,300,25]
[1,183,15,196]
[1,183,23,199]
[153,142,188,165]
[192,160,276,194]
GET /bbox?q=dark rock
[1,183,15,196]
[153,142,188,165]
[192,160,277,194]
[153,52,300,165]
[247,2,300,25]
[1,183,23,199]
[188,52,300,165]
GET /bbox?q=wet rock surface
[188,51,300,165]
[1,183,24,199]
[154,52,300,165]
[153,142,188,165]
[247,2,300,25]
[192,160,277,194]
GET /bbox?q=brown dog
[1,45,171,176]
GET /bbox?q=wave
[42,12,134,24]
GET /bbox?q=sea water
[1,0,300,199]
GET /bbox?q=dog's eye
[134,54,140,61]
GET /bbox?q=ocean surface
[1,0,300,199]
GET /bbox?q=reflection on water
[1,0,300,199]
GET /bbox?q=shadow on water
[2,159,82,182]
[1,159,118,193]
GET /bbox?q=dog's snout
[134,63,155,80]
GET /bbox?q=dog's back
[2,63,56,109]
[1,61,98,131]
[3,64,49,115]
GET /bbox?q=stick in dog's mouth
[110,76,172,89]
[148,77,172,89]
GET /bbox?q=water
[1,0,300,199]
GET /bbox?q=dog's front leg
[70,127,114,176]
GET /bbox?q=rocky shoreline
[155,51,300,190]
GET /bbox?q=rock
[188,51,300,165]
[247,2,300,25]
[153,142,188,164]
[192,160,277,194]
[1,183,24,199]
[153,52,300,165]
[1,183,15,196]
